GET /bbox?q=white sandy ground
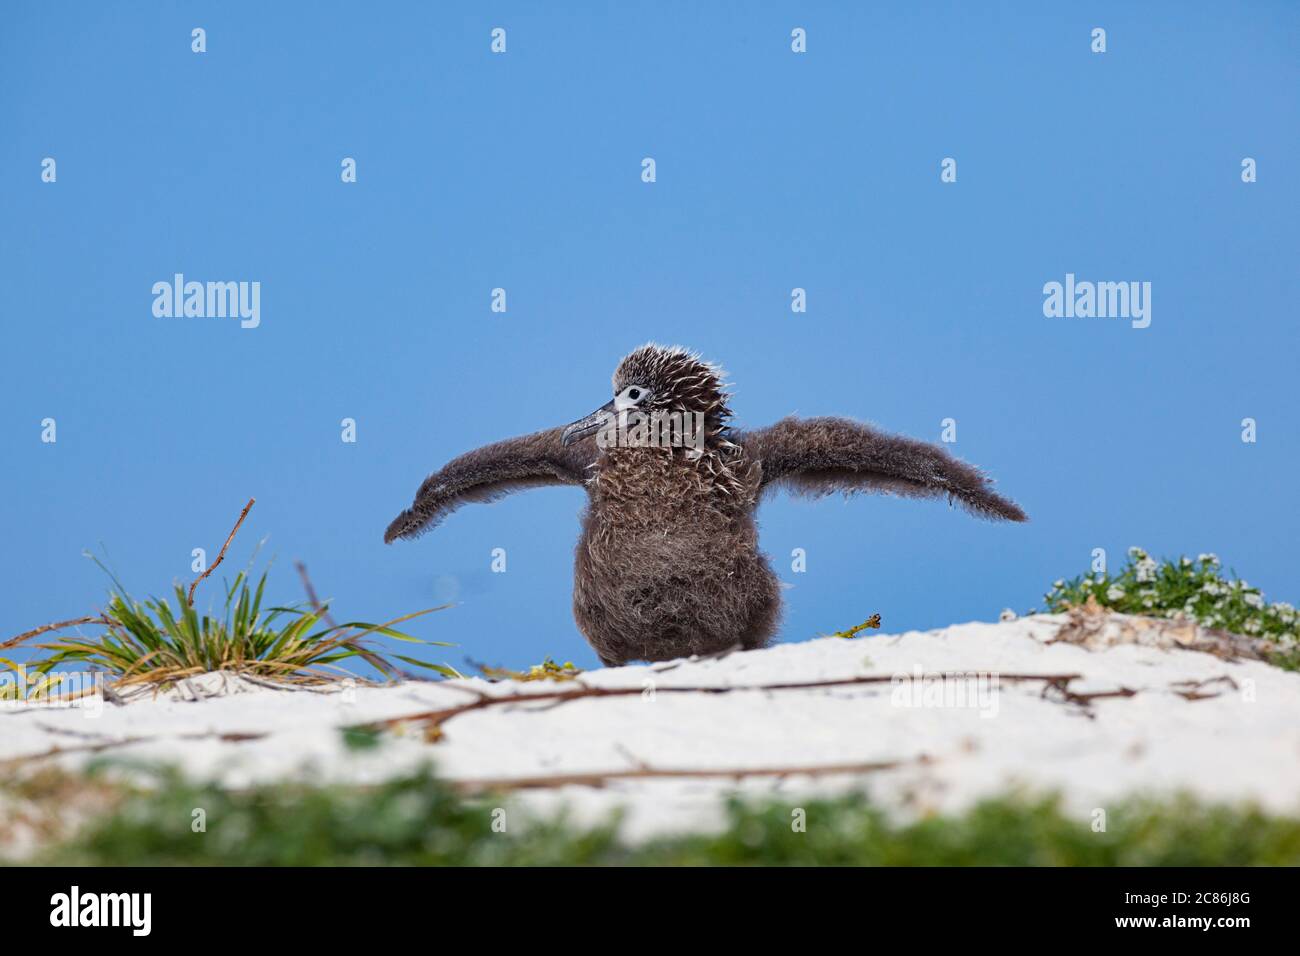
[3,612,1300,847]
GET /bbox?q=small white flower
[1128,546,1147,559]
[1244,618,1261,634]
[1244,593,1264,609]
[1197,553,1219,566]
[1052,579,1065,589]
[1135,556,1158,583]
[1180,556,1192,567]
[1107,586,1126,602]
[999,608,1017,622]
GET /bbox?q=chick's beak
[561,399,615,446]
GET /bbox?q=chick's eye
[628,388,641,400]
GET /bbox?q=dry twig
[294,560,338,628]
[1,616,110,652]
[450,755,927,794]
[188,498,255,607]
[293,560,396,678]
[358,671,1084,739]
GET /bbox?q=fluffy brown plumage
[385,344,1027,665]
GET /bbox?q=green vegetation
[1044,548,1298,650]
[1,556,457,695]
[32,767,1300,866]
[830,613,882,639]
[475,656,584,682]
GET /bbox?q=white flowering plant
[1044,548,1298,651]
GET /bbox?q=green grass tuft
[4,556,458,694]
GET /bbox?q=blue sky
[2,2,1296,671]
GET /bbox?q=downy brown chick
[385,344,1026,666]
